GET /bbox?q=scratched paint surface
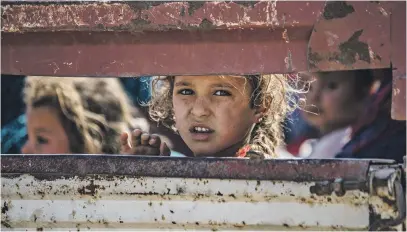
[1,156,403,230]
[1,1,323,32]
[1,174,370,230]
[307,1,393,71]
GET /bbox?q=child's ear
[253,107,266,123]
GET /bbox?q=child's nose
[21,142,32,154]
[190,97,211,118]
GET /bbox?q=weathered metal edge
[1,1,321,32]
[0,154,378,182]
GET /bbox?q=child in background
[293,69,378,158]
[121,74,296,158]
[21,76,151,154]
[335,69,406,163]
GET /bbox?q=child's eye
[178,89,194,95]
[36,136,49,145]
[214,90,231,96]
[327,82,338,90]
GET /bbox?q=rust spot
[1,202,9,214]
[176,186,185,194]
[180,6,186,16]
[130,18,151,30]
[323,1,355,20]
[78,180,104,196]
[198,19,215,30]
[337,29,370,65]
[235,1,257,8]
[187,2,205,16]
[308,48,323,69]
[1,221,11,228]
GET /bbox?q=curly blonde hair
[148,75,297,158]
[24,76,144,154]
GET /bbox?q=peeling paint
[1,1,316,32]
[1,174,371,230]
[323,1,355,20]
[1,161,404,230]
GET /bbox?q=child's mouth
[189,126,214,141]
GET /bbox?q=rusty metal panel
[307,1,393,71]
[1,155,372,182]
[1,1,325,76]
[1,1,322,32]
[1,155,405,230]
[390,1,406,120]
[0,30,311,77]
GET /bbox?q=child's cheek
[173,97,192,114]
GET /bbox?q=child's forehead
[298,71,355,82]
[174,75,248,85]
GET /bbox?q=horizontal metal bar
[0,155,377,182]
[1,1,323,32]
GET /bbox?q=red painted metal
[307,1,392,71]
[1,1,322,32]
[0,1,324,76]
[0,1,405,119]
[390,1,406,121]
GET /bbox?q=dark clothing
[336,78,406,163]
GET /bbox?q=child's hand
[120,129,171,156]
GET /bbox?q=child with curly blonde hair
[22,76,150,154]
[121,74,295,158]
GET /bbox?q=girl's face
[22,106,71,154]
[300,72,365,134]
[172,75,261,157]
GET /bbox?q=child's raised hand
[120,129,171,156]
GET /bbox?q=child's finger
[160,142,171,156]
[148,134,161,148]
[120,132,131,153]
[140,133,151,146]
[131,129,143,147]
